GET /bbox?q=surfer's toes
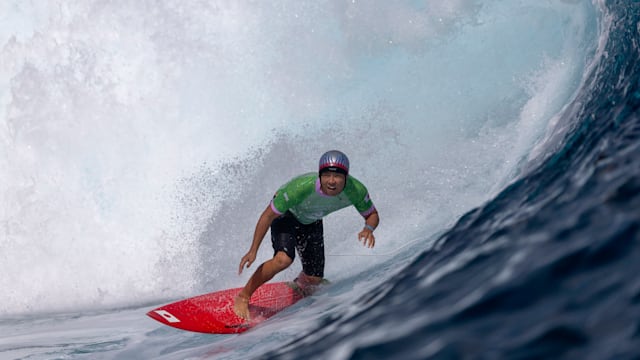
[233,295,250,321]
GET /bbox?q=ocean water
[1,0,638,359]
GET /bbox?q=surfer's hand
[238,251,257,274]
[358,228,375,248]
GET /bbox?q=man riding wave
[234,150,379,320]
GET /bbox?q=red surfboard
[146,282,305,334]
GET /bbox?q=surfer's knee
[272,251,293,270]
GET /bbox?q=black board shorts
[270,211,325,278]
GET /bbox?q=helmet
[319,150,349,176]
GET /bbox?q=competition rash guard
[270,172,376,225]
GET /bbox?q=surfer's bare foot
[233,294,250,321]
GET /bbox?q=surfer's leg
[234,251,293,320]
[294,219,325,295]
[234,214,297,320]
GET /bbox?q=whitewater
[3,0,639,359]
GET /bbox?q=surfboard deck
[146,281,305,334]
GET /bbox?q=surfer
[234,150,379,320]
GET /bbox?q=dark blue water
[263,1,640,359]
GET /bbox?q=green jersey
[270,172,376,225]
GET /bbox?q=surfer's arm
[238,205,281,274]
[358,209,379,248]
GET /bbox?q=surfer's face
[320,171,346,196]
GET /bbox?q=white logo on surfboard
[154,310,181,323]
